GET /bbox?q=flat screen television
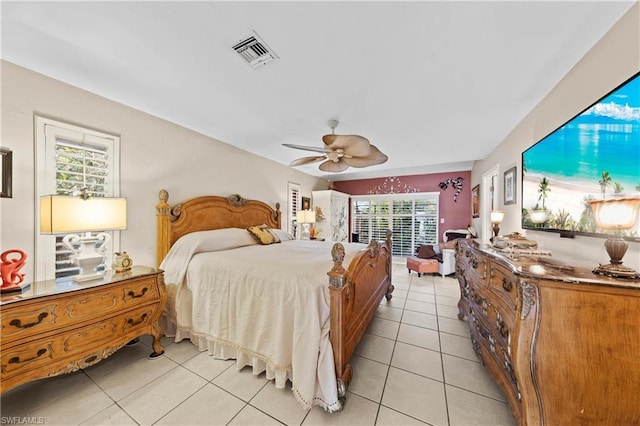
[522,72,640,241]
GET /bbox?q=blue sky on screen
[583,74,640,121]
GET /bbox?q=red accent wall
[333,172,471,242]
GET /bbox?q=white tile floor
[1,262,517,426]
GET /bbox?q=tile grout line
[374,271,410,425]
[434,276,453,426]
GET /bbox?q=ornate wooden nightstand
[0,266,166,394]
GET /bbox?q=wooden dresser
[456,239,640,425]
[1,266,166,394]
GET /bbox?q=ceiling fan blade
[289,156,326,167]
[319,159,350,173]
[343,144,388,168]
[282,143,331,154]
[322,134,371,157]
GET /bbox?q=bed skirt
[162,315,342,412]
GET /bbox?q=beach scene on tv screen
[522,73,640,236]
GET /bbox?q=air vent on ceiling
[232,31,279,69]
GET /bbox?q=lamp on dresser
[587,196,640,279]
[40,193,127,281]
[296,209,316,240]
[490,210,505,242]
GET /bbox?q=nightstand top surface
[0,266,162,306]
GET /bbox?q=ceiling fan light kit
[283,120,388,173]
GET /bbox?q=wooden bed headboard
[156,189,281,266]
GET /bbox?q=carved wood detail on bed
[155,189,393,409]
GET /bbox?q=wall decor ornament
[438,177,464,202]
[503,167,517,205]
[1,147,12,198]
[1,249,27,293]
[367,176,418,194]
[472,184,480,218]
[301,196,311,210]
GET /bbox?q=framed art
[301,196,311,211]
[503,166,516,205]
[0,148,12,199]
[472,184,480,218]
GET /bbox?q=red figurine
[1,249,27,293]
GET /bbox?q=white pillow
[160,228,258,284]
[269,228,295,241]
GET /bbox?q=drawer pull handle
[9,312,49,329]
[127,287,148,299]
[8,348,47,365]
[502,278,513,291]
[127,313,148,327]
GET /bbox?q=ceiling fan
[283,120,388,173]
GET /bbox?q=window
[35,116,121,281]
[351,193,439,256]
[287,182,300,238]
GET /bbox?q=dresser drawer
[1,276,160,344]
[468,285,514,349]
[488,263,518,309]
[464,249,488,284]
[470,309,521,404]
[1,304,156,380]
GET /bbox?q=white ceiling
[1,1,635,181]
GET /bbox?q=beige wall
[471,3,640,270]
[0,61,326,279]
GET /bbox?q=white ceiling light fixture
[232,30,279,69]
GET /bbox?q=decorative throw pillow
[416,245,437,259]
[445,232,467,241]
[247,225,275,245]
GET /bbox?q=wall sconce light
[587,197,640,279]
[296,209,316,240]
[40,195,127,281]
[490,210,505,241]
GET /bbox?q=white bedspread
[161,238,362,411]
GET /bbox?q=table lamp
[296,209,316,240]
[490,210,505,241]
[587,197,640,279]
[40,195,127,281]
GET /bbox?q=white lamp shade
[40,195,127,234]
[588,197,640,230]
[490,210,505,224]
[296,209,316,224]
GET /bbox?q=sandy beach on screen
[522,175,603,223]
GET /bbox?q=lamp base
[592,263,640,280]
[594,236,640,279]
[300,223,311,240]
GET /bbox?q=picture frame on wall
[0,148,12,199]
[301,196,311,211]
[504,166,517,205]
[472,184,480,218]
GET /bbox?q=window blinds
[352,193,439,256]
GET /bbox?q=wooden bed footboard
[327,230,393,401]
